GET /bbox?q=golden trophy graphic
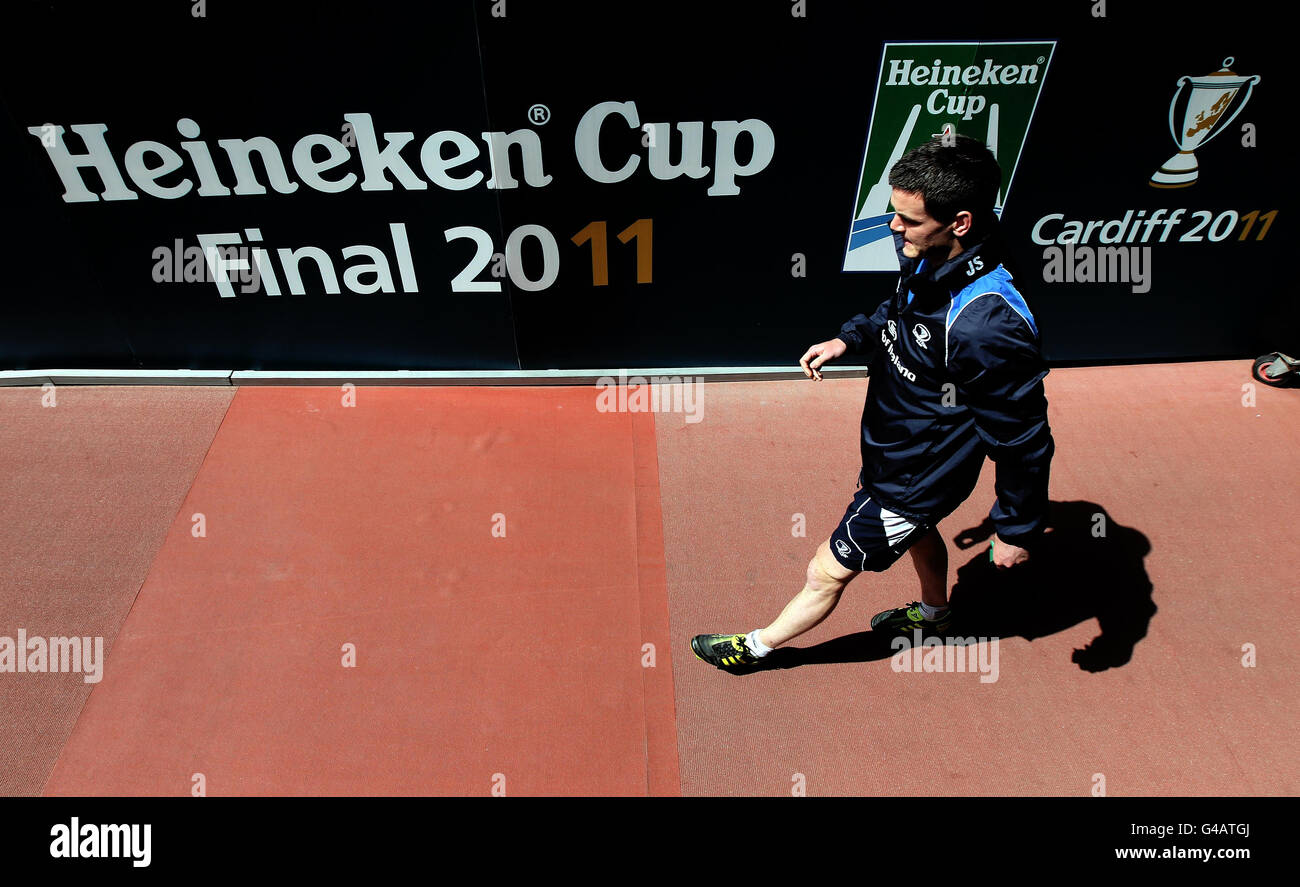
[1150,57,1260,188]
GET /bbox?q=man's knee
[808,541,857,592]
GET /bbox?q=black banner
[1,1,1291,370]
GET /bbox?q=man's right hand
[800,338,848,381]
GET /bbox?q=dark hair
[887,134,1002,232]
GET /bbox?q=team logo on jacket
[912,323,931,349]
[887,319,898,339]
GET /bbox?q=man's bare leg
[756,539,859,649]
[909,526,949,608]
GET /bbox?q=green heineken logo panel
[844,41,1056,272]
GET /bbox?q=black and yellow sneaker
[691,633,761,669]
[869,602,954,635]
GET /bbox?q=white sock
[918,601,948,621]
[746,629,773,657]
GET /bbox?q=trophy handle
[1166,76,1191,146]
[1209,74,1263,140]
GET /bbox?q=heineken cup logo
[843,42,1055,272]
[1150,57,1260,188]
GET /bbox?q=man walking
[692,135,1054,669]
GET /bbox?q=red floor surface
[10,360,1299,795]
[42,386,677,796]
[0,386,233,796]
[661,363,1298,795]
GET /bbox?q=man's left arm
[949,299,1055,556]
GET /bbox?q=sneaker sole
[870,612,953,634]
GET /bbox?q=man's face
[889,188,958,261]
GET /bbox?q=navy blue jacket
[836,223,1054,548]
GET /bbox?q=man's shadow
[750,500,1155,674]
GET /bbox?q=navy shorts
[828,478,932,573]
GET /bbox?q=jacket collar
[894,216,1005,310]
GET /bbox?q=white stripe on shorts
[879,506,917,546]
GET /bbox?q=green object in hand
[988,540,995,563]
